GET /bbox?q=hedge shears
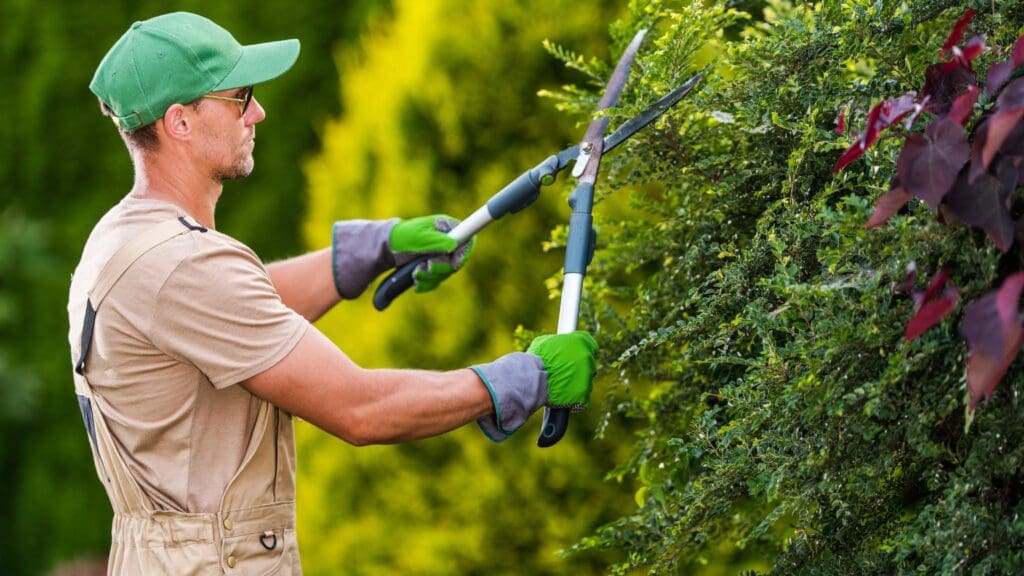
[373,29,702,447]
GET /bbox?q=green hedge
[560,1,1024,573]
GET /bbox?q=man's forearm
[335,367,493,444]
[242,328,494,446]
[267,247,340,322]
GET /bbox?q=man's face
[194,86,265,182]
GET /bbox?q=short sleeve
[150,235,309,388]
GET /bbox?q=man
[69,12,597,575]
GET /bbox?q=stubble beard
[213,151,255,182]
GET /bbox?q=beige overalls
[72,218,301,575]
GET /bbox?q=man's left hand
[389,215,476,293]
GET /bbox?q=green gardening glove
[389,215,476,293]
[470,330,598,442]
[528,331,598,411]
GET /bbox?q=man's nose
[245,97,266,125]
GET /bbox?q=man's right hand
[527,331,598,412]
[470,330,598,442]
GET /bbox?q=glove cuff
[470,352,548,443]
[331,219,400,299]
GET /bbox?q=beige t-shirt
[68,196,309,512]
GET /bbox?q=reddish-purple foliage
[962,272,1024,414]
[905,269,959,341]
[981,108,1024,171]
[985,37,1024,95]
[895,119,969,210]
[1014,35,1024,67]
[892,261,918,295]
[948,85,979,125]
[950,35,986,69]
[941,8,975,54]
[832,93,917,173]
[865,186,912,228]
[921,62,976,115]
[834,11,1024,415]
[834,106,847,134]
[986,61,1013,95]
[944,158,1017,252]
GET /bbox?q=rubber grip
[537,407,570,447]
[373,256,427,311]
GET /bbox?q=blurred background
[0,0,635,574]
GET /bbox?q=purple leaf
[880,93,918,126]
[833,103,879,173]
[962,272,1024,414]
[833,140,868,174]
[998,117,1024,158]
[896,119,969,209]
[996,154,1021,192]
[968,117,991,183]
[906,295,958,341]
[943,157,1016,252]
[922,63,977,115]
[942,9,976,54]
[951,35,986,68]
[1014,35,1024,67]
[893,260,918,295]
[986,60,1013,96]
[835,106,847,134]
[905,269,958,341]
[947,84,979,125]
[833,94,921,174]
[980,108,1024,170]
[866,186,912,228]
[963,290,1007,358]
[997,77,1024,108]
[922,268,953,303]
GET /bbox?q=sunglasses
[202,86,254,115]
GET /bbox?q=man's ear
[160,103,192,141]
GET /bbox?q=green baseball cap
[90,12,300,131]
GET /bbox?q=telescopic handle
[537,182,595,448]
[372,155,567,310]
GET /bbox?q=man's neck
[129,153,221,229]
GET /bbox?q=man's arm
[241,325,492,445]
[266,248,340,322]
[267,216,476,322]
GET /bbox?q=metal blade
[573,29,648,180]
[595,30,648,112]
[603,72,703,153]
[551,73,705,172]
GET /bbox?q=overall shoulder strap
[75,216,206,376]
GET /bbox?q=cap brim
[214,38,300,90]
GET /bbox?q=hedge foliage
[554,0,1024,573]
